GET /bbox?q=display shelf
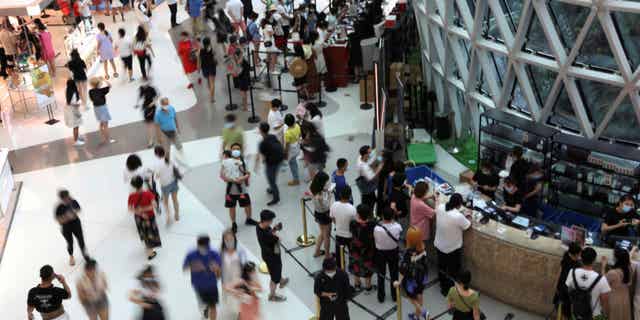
[548,132,640,218]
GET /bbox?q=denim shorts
[161,180,179,196]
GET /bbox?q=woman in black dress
[200,37,217,103]
[66,49,89,108]
[232,48,250,111]
[349,204,376,292]
[138,83,158,148]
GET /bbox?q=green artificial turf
[436,133,478,172]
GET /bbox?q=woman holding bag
[153,146,181,225]
[128,175,161,260]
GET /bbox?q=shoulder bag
[455,286,486,320]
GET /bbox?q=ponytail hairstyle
[445,193,464,211]
[456,270,472,290]
[154,146,169,164]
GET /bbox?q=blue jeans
[288,157,299,181]
[265,163,281,200]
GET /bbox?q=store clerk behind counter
[601,195,639,245]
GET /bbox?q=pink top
[38,31,55,61]
[410,196,435,240]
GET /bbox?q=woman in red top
[128,175,161,260]
[177,31,201,89]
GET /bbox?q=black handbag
[264,41,273,48]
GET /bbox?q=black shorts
[196,289,219,306]
[314,210,331,225]
[202,67,216,78]
[122,55,133,70]
[264,257,282,284]
[225,193,251,208]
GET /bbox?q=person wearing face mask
[602,195,639,245]
[220,229,247,319]
[221,113,244,154]
[310,171,334,258]
[471,162,498,199]
[356,145,383,212]
[183,235,222,320]
[314,257,352,320]
[221,143,256,233]
[256,210,289,302]
[500,177,522,214]
[154,97,182,161]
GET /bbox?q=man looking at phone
[602,195,639,245]
[27,265,72,320]
[314,257,352,320]
[256,209,289,302]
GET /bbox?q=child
[332,158,349,202]
[64,79,84,146]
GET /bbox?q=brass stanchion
[259,261,269,274]
[556,303,562,320]
[340,245,346,270]
[296,198,316,247]
[396,284,402,320]
[309,296,320,320]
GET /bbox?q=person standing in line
[301,122,330,179]
[167,0,179,27]
[55,189,90,266]
[306,102,324,136]
[129,265,166,320]
[199,37,217,103]
[553,242,582,319]
[256,209,289,302]
[246,12,261,69]
[356,145,383,211]
[225,0,244,33]
[374,206,402,303]
[349,204,376,292]
[220,229,247,318]
[310,171,333,258]
[133,25,154,81]
[177,31,201,89]
[96,23,118,79]
[109,0,125,22]
[27,265,71,320]
[398,227,430,320]
[66,49,89,108]
[314,257,352,320]
[89,77,116,144]
[64,79,85,146]
[138,82,159,147]
[154,97,183,160]
[221,113,244,154]
[128,176,162,260]
[231,48,250,111]
[601,248,632,320]
[256,122,285,206]
[410,181,436,246]
[221,144,256,233]
[115,28,134,81]
[77,259,110,320]
[332,158,349,202]
[33,19,56,77]
[330,186,357,270]
[434,193,471,296]
[268,99,285,143]
[284,114,302,186]
[447,270,481,320]
[186,0,204,36]
[183,235,222,320]
[153,146,181,225]
[565,247,611,319]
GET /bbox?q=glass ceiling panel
[548,85,581,133]
[490,51,508,86]
[602,97,640,143]
[548,0,590,53]
[576,78,620,129]
[508,80,530,115]
[522,13,552,55]
[613,11,640,70]
[575,18,618,72]
[527,63,557,107]
[501,0,523,34]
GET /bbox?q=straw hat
[89,77,102,87]
[289,57,308,78]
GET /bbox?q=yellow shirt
[284,124,301,145]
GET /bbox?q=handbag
[355,176,376,194]
[264,41,273,48]
[455,286,486,320]
[172,166,182,181]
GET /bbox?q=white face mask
[325,271,336,278]
[231,150,241,158]
[224,239,235,249]
[161,105,168,111]
[224,122,234,129]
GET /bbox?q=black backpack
[568,269,602,320]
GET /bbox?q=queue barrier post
[360,71,373,110]
[396,284,402,320]
[247,81,260,123]
[339,245,345,270]
[317,74,326,108]
[225,74,238,111]
[282,43,289,73]
[278,74,289,111]
[556,304,562,320]
[296,198,316,247]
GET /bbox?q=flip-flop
[147,251,157,260]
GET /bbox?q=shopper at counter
[434,193,471,296]
[410,181,436,243]
[356,145,383,212]
[553,242,582,319]
[565,247,610,319]
[506,146,529,190]
[602,195,639,243]
[500,177,522,215]
[472,162,498,199]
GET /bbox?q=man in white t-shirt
[267,98,285,141]
[330,186,356,269]
[565,247,611,318]
[357,145,382,212]
[115,28,134,81]
[373,206,402,302]
[225,0,244,32]
[433,195,471,296]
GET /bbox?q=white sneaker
[73,140,85,146]
[109,139,116,144]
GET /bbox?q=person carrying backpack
[565,247,611,320]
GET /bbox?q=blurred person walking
[129,265,166,320]
[220,229,247,318]
[153,146,181,225]
[77,259,110,320]
[55,189,90,266]
[183,235,222,320]
[137,82,159,147]
[96,22,118,79]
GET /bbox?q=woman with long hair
[128,176,161,260]
[398,226,429,320]
[349,204,376,292]
[601,247,633,320]
[133,25,154,80]
[220,229,247,318]
[64,79,84,146]
[199,36,217,102]
[309,171,332,258]
[66,49,89,107]
[447,270,480,320]
[96,22,118,79]
[33,19,56,77]
[153,146,180,225]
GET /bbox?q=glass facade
[413,0,640,144]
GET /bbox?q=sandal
[313,250,325,258]
[147,251,157,260]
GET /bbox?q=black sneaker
[377,295,385,303]
[267,198,280,206]
[203,306,209,318]
[232,222,238,234]
[245,218,258,226]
